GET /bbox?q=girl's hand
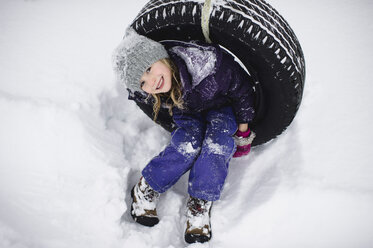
[233,128,256,158]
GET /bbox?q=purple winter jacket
[128,40,255,124]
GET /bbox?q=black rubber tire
[130,0,306,146]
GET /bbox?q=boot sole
[130,186,159,227]
[185,233,211,244]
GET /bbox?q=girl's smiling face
[140,60,172,94]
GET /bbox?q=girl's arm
[225,64,255,126]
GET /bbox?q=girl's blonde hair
[150,58,184,121]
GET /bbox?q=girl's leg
[188,106,237,201]
[142,112,206,193]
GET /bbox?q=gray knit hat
[113,27,169,93]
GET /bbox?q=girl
[114,27,256,244]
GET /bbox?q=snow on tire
[130,0,306,146]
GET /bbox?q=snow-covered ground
[1,0,373,247]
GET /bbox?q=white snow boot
[184,196,213,244]
[130,177,160,227]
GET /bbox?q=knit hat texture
[113,27,169,93]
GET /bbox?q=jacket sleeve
[226,66,255,124]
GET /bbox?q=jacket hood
[163,41,222,95]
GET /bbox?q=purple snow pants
[142,106,237,201]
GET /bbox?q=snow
[204,138,226,155]
[176,141,200,157]
[1,0,373,248]
[169,45,217,88]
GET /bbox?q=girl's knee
[206,108,237,135]
[171,128,204,158]
[203,136,235,157]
